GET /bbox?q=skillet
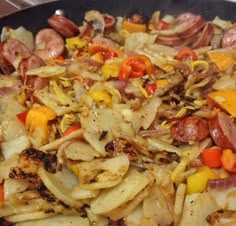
[0,0,236,34]
[1,0,236,225]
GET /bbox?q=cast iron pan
[0,0,236,34]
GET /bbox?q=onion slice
[207,174,236,190]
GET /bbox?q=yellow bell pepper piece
[156,79,169,88]
[208,89,236,117]
[186,166,218,194]
[90,52,104,64]
[66,37,88,51]
[101,63,120,80]
[25,105,56,138]
[208,52,234,71]
[89,90,112,108]
[160,63,175,73]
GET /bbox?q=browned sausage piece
[47,14,80,38]
[222,27,236,49]
[18,54,45,79]
[175,13,205,39]
[27,76,49,100]
[175,13,197,25]
[170,116,209,142]
[34,28,65,61]
[192,23,214,49]
[209,111,236,151]
[103,13,116,32]
[0,38,32,74]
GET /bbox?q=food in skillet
[1,8,236,226]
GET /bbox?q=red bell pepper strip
[175,47,198,61]
[88,43,122,58]
[63,125,81,136]
[145,82,157,95]
[118,55,154,80]
[102,51,119,60]
[201,147,222,168]
[16,111,28,125]
[0,184,4,202]
[157,20,169,30]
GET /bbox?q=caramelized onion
[207,174,236,190]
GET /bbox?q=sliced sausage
[209,111,236,151]
[103,13,116,32]
[47,14,80,38]
[92,34,117,48]
[175,13,197,25]
[170,116,209,142]
[18,54,45,79]
[0,38,32,74]
[34,28,65,61]
[175,13,205,39]
[126,11,147,24]
[192,23,214,49]
[78,24,94,39]
[156,34,182,46]
[222,26,236,49]
[27,76,49,99]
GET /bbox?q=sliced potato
[73,177,122,191]
[37,167,82,208]
[39,129,83,152]
[71,187,100,200]
[97,154,129,176]
[135,97,162,130]
[179,192,220,226]
[85,207,109,226]
[1,135,30,160]
[209,187,236,211]
[0,154,18,183]
[143,183,174,225]
[0,198,54,217]
[5,211,56,223]
[15,214,90,226]
[64,140,100,161]
[90,168,150,215]
[4,178,29,201]
[107,184,151,221]
[124,203,144,226]
[81,108,124,156]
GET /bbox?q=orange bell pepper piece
[221,149,236,173]
[121,20,147,33]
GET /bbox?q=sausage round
[18,54,45,80]
[47,14,80,38]
[103,14,116,31]
[170,116,209,142]
[192,23,214,49]
[34,28,65,61]
[176,15,205,39]
[0,38,32,74]
[222,27,236,49]
[209,111,236,151]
